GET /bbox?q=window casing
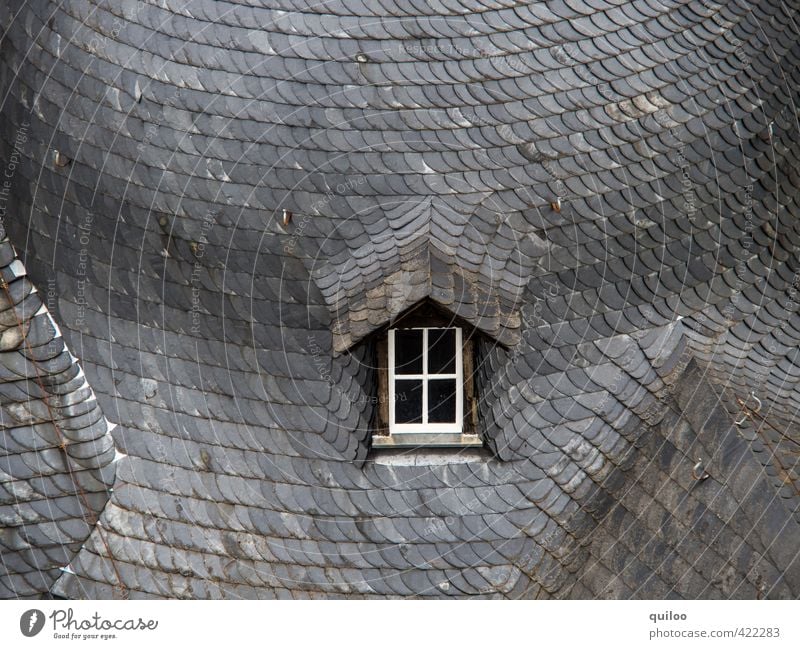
[372,317,482,448]
[388,327,463,434]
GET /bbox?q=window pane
[394,329,423,374]
[428,328,456,374]
[395,379,423,423]
[428,379,457,423]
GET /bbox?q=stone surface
[0,0,798,599]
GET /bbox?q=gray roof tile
[1,0,799,601]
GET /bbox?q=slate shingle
[0,0,798,600]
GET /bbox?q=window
[389,327,463,433]
[371,305,482,448]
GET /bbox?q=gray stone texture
[0,0,798,599]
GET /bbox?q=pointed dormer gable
[310,231,527,353]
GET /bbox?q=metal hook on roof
[692,458,710,481]
[734,391,761,426]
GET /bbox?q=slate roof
[0,237,116,598]
[0,0,799,598]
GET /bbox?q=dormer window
[371,302,482,448]
[389,326,463,433]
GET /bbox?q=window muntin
[388,327,463,434]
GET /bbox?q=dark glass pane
[395,379,423,423]
[428,328,456,374]
[428,379,457,423]
[394,329,422,374]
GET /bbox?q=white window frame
[388,326,463,434]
